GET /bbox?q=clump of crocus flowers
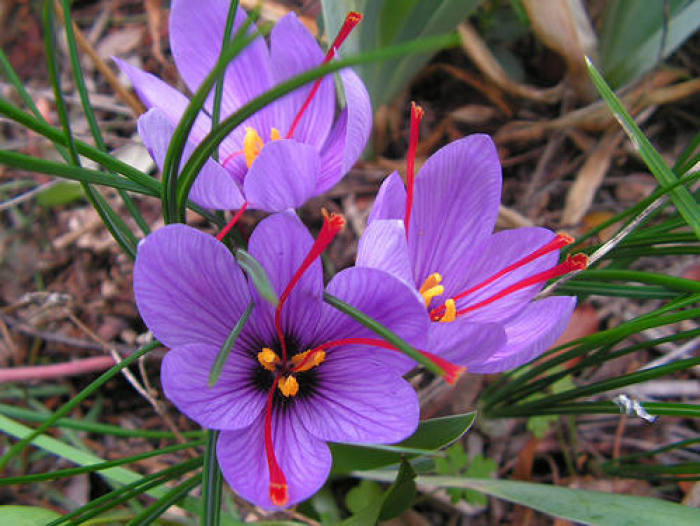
[129,3,586,511]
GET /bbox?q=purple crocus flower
[357,104,586,373]
[115,0,370,212]
[133,211,428,508]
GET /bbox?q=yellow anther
[257,348,280,372]
[270,127,281,141]
[419,273,442,294]
[243,127,264,167]
[291,349,326,372]
[278,375,299,397]
[439,299,456,323]
[419,273,445,307]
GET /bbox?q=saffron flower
[115,0,370,212]
[133,211,427,508]
[357,105,585,373]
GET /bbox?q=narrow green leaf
[331,412,475,474]
[59,0,150,236]
[323,291,446,378]
[0,439,205,486]
[234,250,278,306]
[489,401,700,419]
[35,181,84,207]
[128,474,202,526]
[212,0,239,162]
[585,57,700,237]
[201,430,223,526]
[357,473,700,525]
[0,341,159,470]
[209,301,254,387]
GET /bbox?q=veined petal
[409,135,502,286]
[448,227,559,324]
[368,171,406,224]
[161,343,265,430]
[316,66,372,193]
[169,0,276,135]
[246,212,323,347]
[270,13,334,147]
[469,296,576,373]
[426,320,506,368]
[217,409,331,509]
[243,140,320,212]
[296,353,419,443]
[138,109,245,210]
[356,219,413,286]
[133,224,250,348]
[319,266,429,374]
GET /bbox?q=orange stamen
[264,377,288,506]
[404,102,423,238]
[446,253,588,318]
[291,348,326,372]
[275,210,345,362]
[216,202,249,242]
[430,233,575,318]
[286,12,363,139]
[308,337,465,385]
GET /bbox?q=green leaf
[202,430,223,526]
[331,412,476,474]
[585,57,700,238]
[35,181,84,207]
[599,0,700,87]
[341,461,416,526]
[209,301,254,386]
[359,473,700,525]
[345,480,383,514]
[0,506,61,525]
[235,249,279,307]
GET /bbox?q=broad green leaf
[345,480,383,514]
[341,461,416,526]
[331,412,476,474]
[358,473,700,525]
[36,181,84,207]
[0,506,61,525]
[599,0,700,87]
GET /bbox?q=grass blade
[209,301,254,387]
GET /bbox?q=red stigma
[275,210,345,361]
[404,102,424,238]
[286,12,363,139]
[430,233,576,319]
[309,337,463,384]
[216,202,249,242]
[264,377,289,507]
[445,253,588,318]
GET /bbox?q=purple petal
[246,212,323,347]
[243,140,320,211]
[133,224,250,348]
[367,171,406,224]
[426,320,506,368]
[295,353,419,443]
[318,267,429,374]
[448,227,559,324]
[356,219,413,286]
[217,409,332,508]
[408,135,502,286]
[138,109,245,210]
[270,13,334,147]
[316,67,372,193]
[470,296,576,373]
[169,0,276,135]
[161,343,264,430]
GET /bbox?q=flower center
[257,347,326,397]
